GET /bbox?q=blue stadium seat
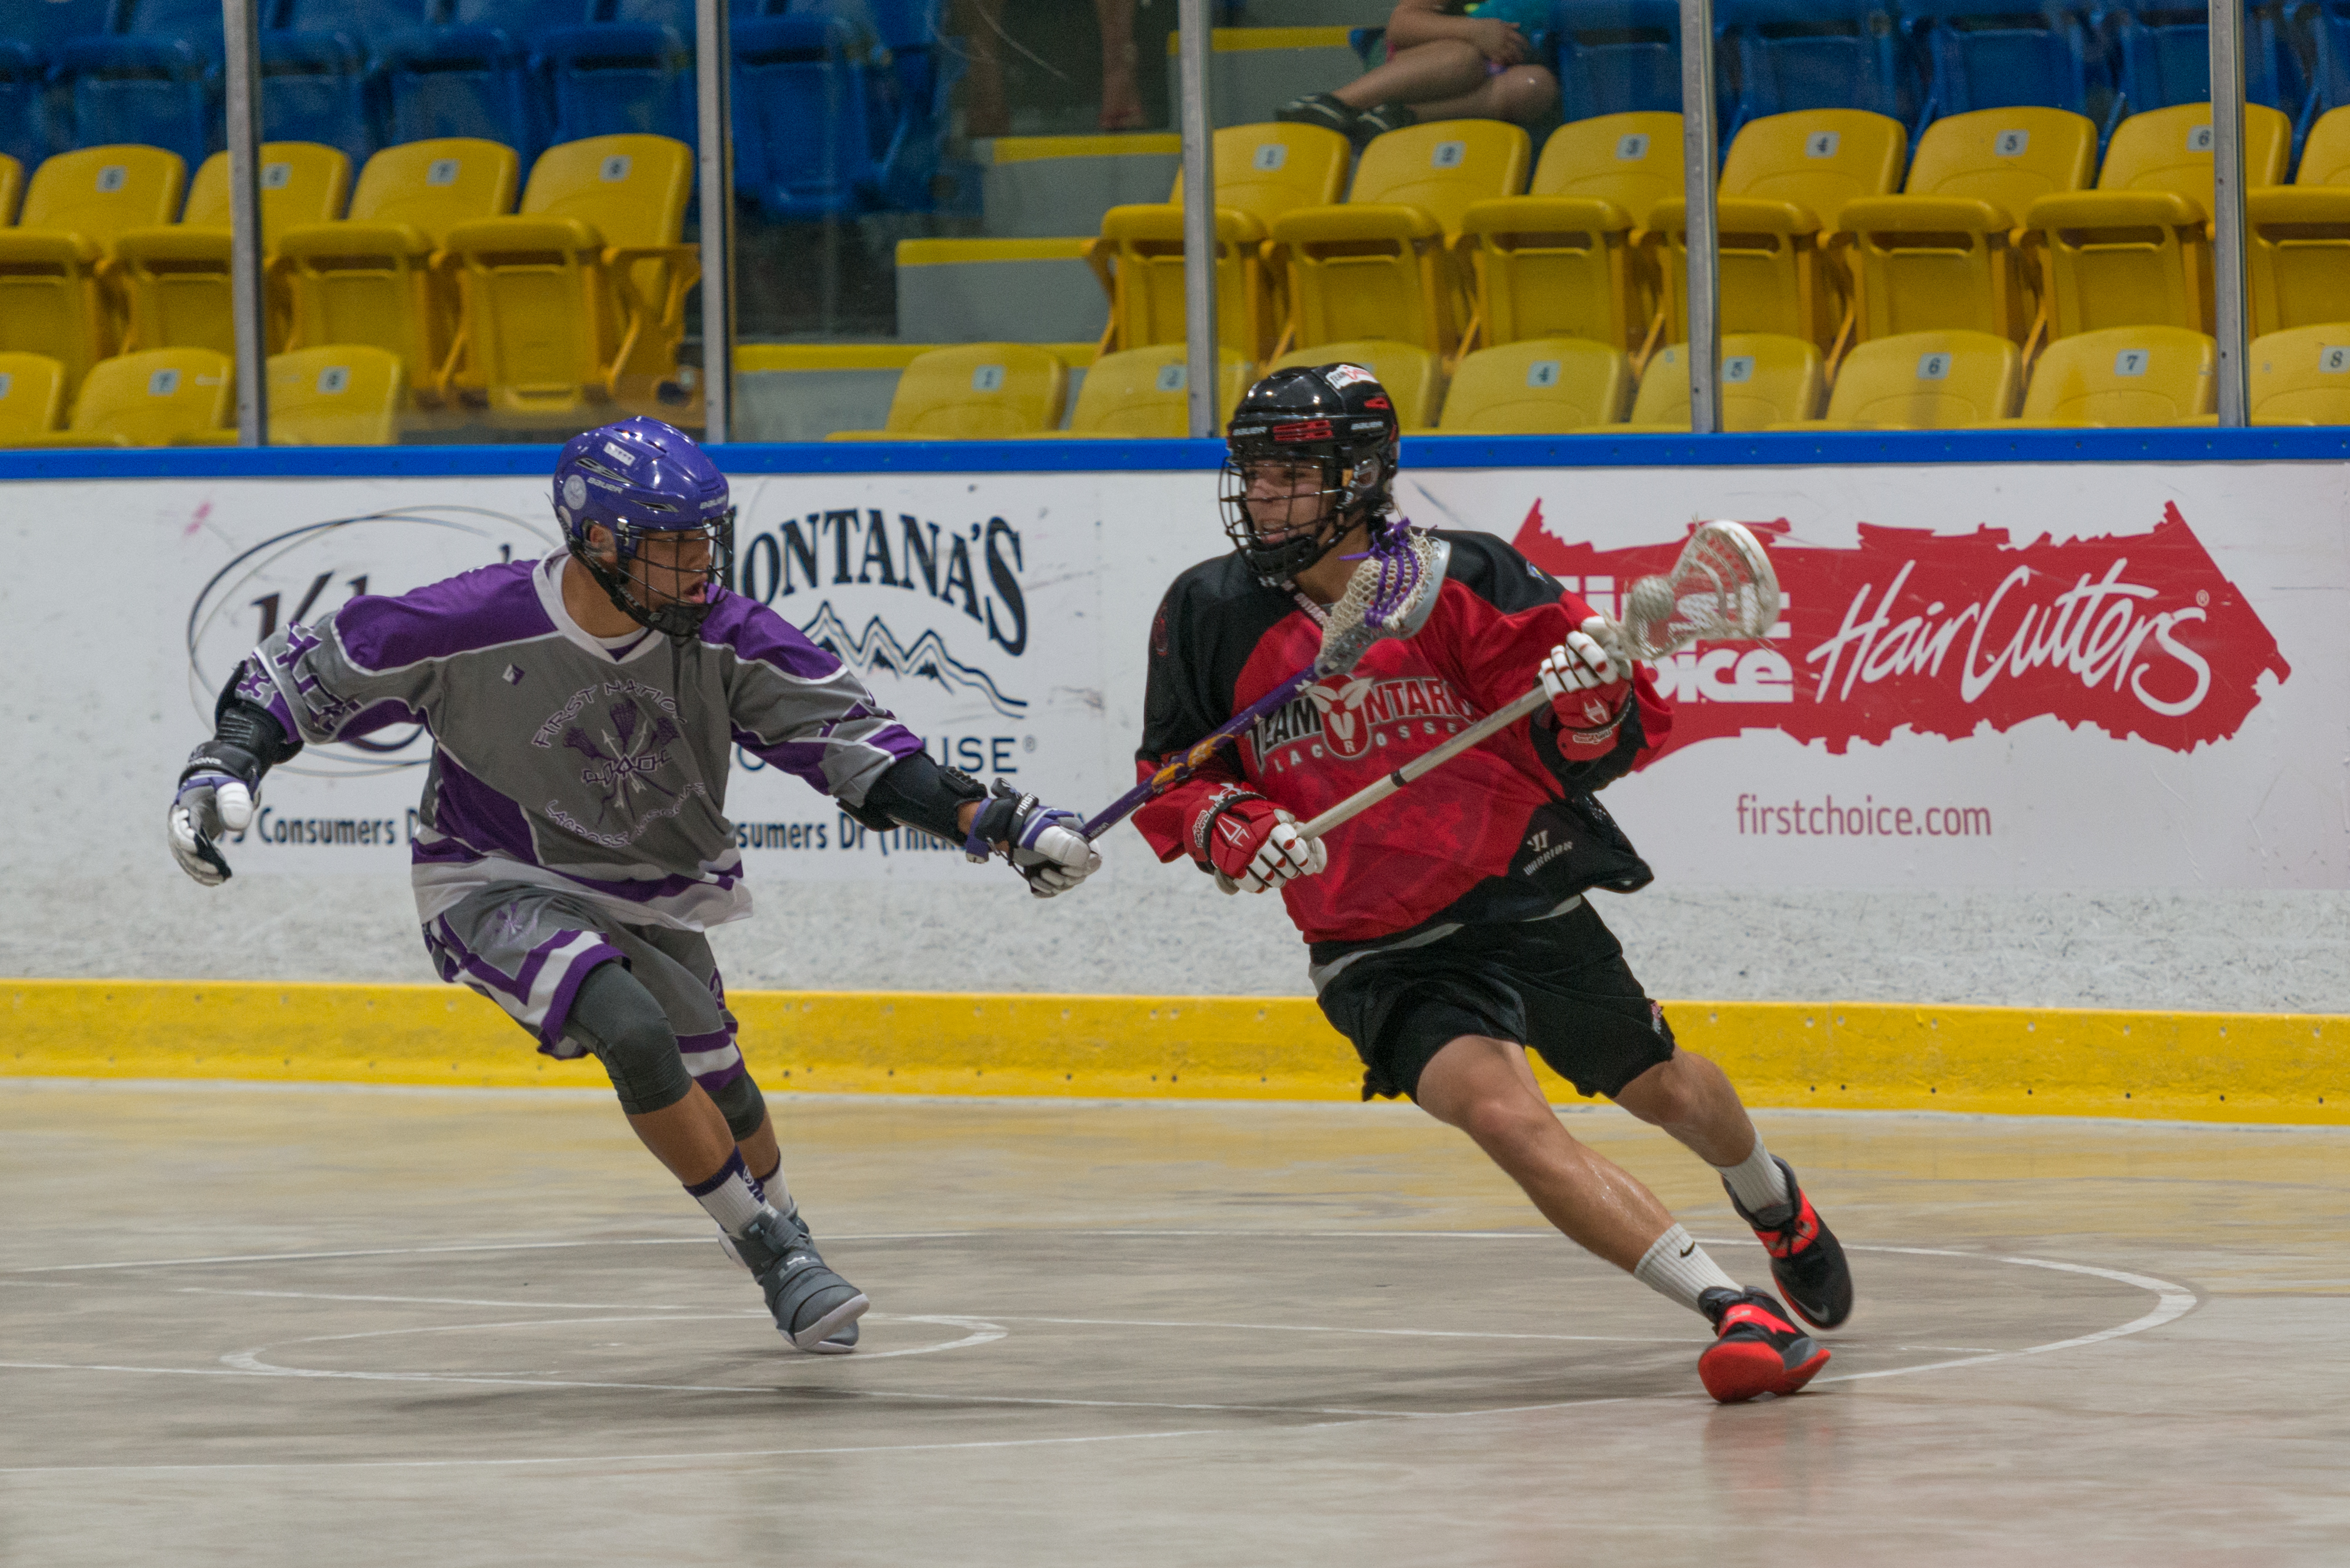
[258,31,380,165]
[1717,0,1917,140]
[261,4,452,173]
[48,0,226,168]
[2314,3,2350,136]
[790,0,947,209]
[118,0,229,52]
[2100,2,2303,117]
[378,0,596,159]
[542,0,696,148]
[281,0,450,38]
[1551,1,1684,121]
[1,43,45,169]
[1903,2,2108,126]
[52,35,219,167]
[22,0,119,52]
[731,11,885,218]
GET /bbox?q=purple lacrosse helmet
[553,416,735,640]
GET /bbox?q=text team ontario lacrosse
[170,366,1848,1402]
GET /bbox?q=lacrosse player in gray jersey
[166,416,1103,1353]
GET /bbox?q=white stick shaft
[1297,684,1550,842]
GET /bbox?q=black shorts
[1312,900,1677,1103]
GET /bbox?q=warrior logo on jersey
[1254,674,1473,765]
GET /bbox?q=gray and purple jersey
[239,551,923,930]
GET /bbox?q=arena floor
[3,1081,2344,1566]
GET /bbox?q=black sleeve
[1137,578,1225,764]
[854,751,989,840]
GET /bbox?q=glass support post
[696,0,736,443]
[1177,0,1219,439]
[1678,0,1721,434]
[223,0,268,447]
[2209,0,2251,426]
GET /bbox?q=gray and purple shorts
[422,881,747,1095]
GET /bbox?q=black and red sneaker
[1697,1287,1830,1403]
[1725,1155,1853,1330]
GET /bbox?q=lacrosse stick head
[1312,526,1450,677]
[1621,521,1782,660]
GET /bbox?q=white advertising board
[11,457,2345,897]
[56,472,1121,884]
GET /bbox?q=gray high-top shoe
[731,1207,869,1352]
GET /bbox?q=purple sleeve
[705,592,927,803]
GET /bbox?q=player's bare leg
[625,1085,738,1185]
[1416,1033,1829,1401]
[1615,1048,1856,1332]
[1416,1035,1677,1270]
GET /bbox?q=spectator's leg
[1398,62,1559,124]
[1096,0,1145,130]
[1333,38,1491,111]
[961,0,1012,137]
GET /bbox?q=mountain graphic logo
[799,601,1029,718]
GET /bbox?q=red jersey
[1134,530,1673,955]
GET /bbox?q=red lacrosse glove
[1538,617,1634,757]
[1188,789,1329,895]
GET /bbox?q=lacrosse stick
[1081,527,1453,841]
[1295,521,1781,844]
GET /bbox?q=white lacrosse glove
[1538,619,1634,756]
[966,783,1104,898]
[168,762,258,886]
[1197,796,1327,895]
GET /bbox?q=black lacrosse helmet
[1220,363,1402,586]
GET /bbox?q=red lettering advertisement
[1511,500,2291,758]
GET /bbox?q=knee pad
[566,962,695,1116]
[707,1069,768,1143]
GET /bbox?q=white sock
[752,1158,796,1222]
[1633,1223,1745,1315]
[685,1149,769,1237]
[1714,1135,1793,1219]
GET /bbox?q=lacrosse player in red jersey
[1132,365,1854,1402]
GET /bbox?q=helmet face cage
[591,507,737,641]
[1220,364,1402,587]
[554,417,734,640]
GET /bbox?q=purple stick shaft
[1080,662,1319,841]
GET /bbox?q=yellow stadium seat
[0,352,68,442]
[2246,108,2350,339]
[0,154,21,226]
[268,344,409,444]
[2244,323,2350,425]
[1433,337,1630,432]
[1772,329,2019,429]
[13,347,232,446]
[1590,333,1824,432]
[15,145,186,245]
[1456,112,1683,359]
[438,134,699,427]
[1267,338,1447,427]
[1269,119,1530,359]
[1995,325,2214,425]
[1090,123,1350,362]
[1843,108,2097,345]
[275,139,519,414]
[1058,345,1253,437]
[107,142,351,358]
[1653,110,1907,357]
[0,146,188,394]
[827,345,1070,439]
[2027,103,2289,341]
